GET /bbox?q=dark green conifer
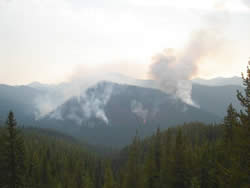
[103,162,115,188]
[0,111,26,188]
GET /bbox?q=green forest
[1,66,250,188]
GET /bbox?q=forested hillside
[0,67,250,187]
[0,120,106,188]
[114,67,250,188]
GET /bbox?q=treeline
[117,121,248,188]
[0,114,235,188]
[0,113,111,188]
[115,66,250,188]
[0,65,250,187]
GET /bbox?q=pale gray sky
[0,0,249,85]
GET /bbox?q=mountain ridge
[0,76,243,147]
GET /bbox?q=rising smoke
[131,100,148,123]
[48,82,114,125]
[79,82,113,124]
[34,16,230,124]
[33,71,117,120]
[149,29,224,106]
[34,66,144,121]
[34,28,226,124]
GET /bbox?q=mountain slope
[0,84,39,124]
[192,84,243,117]
[192,76,242,86]
[38,82,220,147]
[0,79,243,147]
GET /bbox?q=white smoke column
[48,82,114,125]
[34,90,66,120]
[34,94,55,119]
[33,72,115,120]
[131,100,148,123]
[150,29,223,106]
[49,108,63,120]
[79,82,113,124]
[66,105,83,125]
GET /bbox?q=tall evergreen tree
[103,162,115,188]
[160,129,173,188]
[122,132,142,188]
[143,143,157,188]
[218,104,239,188]
[0,111,26,188]
[154,128,162,173]
[84,172,94,188]
[172,129,189,188]
[223,104,238,148]
[236,61,250,186]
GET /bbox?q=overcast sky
[0,0,249,85]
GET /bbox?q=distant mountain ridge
[26,75,242,91]
[37,82,220,146]
[0,75,244,146]
[192,76,242,86]
[0,84,39,124]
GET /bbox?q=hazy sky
[0,0,249,85]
